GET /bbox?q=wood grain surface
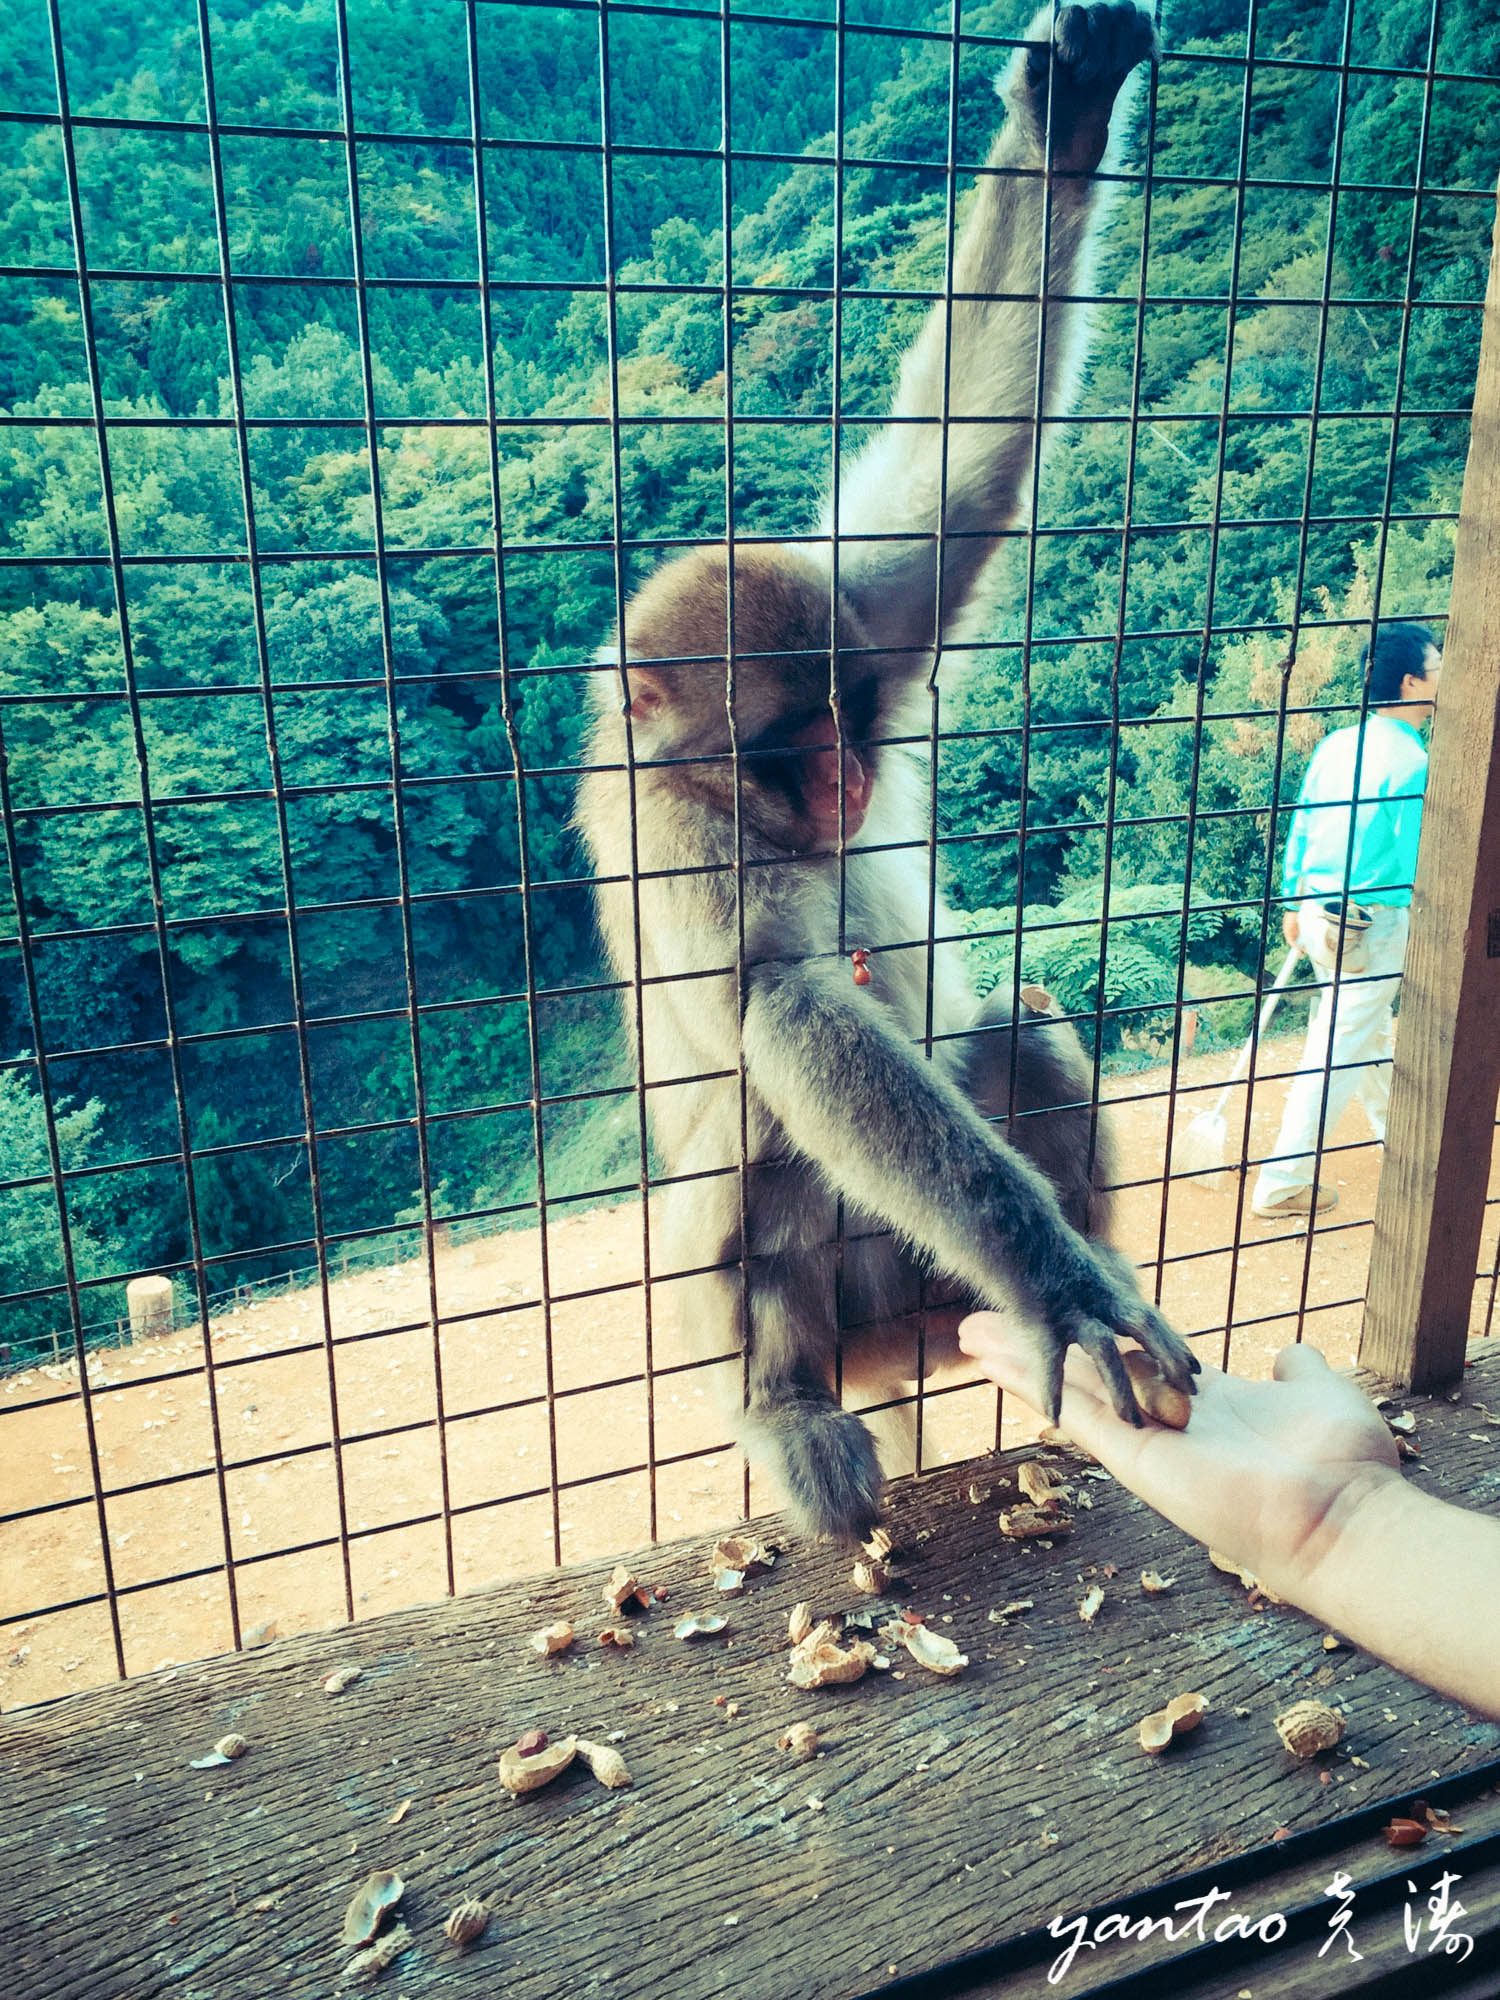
[5,1350,1500,2000]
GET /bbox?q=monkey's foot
[1004,1,1159,173]
[1037,1250,1199,1428]
[746,1394,884,1543]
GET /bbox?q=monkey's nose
[789,712,873,813]
[842,742,872,815]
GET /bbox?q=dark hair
[1360,621,1438,706]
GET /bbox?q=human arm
[1376,746,1428,901]
[957,1317,1500,1717]
[1278,753,1317,906]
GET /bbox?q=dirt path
[4,1034,1496,1707]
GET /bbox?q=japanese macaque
[578,2,1196,1540]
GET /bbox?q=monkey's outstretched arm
[741,956,1196,1423]
[829,2,1156,651]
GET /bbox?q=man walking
[1251,622,1441,1221]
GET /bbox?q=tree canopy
[0,0,1493,1355]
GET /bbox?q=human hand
[1282,908,1299,948]
[957,1317,1399,1598]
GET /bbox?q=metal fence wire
[0,0,1497,1701]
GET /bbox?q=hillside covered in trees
[1,0,1496,1352]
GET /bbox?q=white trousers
[1252,899,1409,1204]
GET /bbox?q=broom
[1172,945,1304,1191]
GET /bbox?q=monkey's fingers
[1026,1,1158,93]
[1078,1243,1198,1395]
[1042,1332,1069,1428]
[1124,1299,1200,1396]
[1073,1318,1147,1428]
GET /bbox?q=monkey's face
[627,652,886,853]
[618,544,892,853]
[740,670,880,850]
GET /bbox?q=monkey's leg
[824,1213,972,1485]
[742,958,1197,1431]
[740,1158,886,1541]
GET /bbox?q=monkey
[577,2,1198,1541]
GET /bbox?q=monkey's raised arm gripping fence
[0,0,1497,1698]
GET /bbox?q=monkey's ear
[625,666,669,719]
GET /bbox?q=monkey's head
[615,545,901,852]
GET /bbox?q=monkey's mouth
[784,710,873,840]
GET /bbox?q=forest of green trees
[1,0,1496,1355]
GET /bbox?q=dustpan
[1172,946,1304,1192]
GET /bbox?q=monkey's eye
[753,679,878,754]
[741,703,818,758]
[839,676,879,742]
[740,683,879,799]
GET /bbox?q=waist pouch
[1312,898,1375,973]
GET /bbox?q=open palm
[958,1321,1400,1590]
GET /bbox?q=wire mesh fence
[0,0,1497,1703]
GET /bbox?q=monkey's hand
[1000,1,1158,176]
[1024,1235,1198,1430]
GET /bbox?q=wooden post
[1360,189,1500,1390]
[126,1273,175,1342]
